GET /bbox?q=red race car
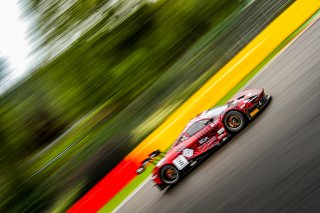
[136,88,271,190]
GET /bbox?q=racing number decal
[173,155,189,170]
[177,159,184,167]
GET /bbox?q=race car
[136,88,271,190]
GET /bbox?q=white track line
[112,176,151,213]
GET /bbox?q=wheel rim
[161,165,179,184]
[165,168,177,180]
[226,114,242,129]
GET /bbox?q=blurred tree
[0,57,8,81]
[0,0,293,211]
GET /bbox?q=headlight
[182,148,194,158]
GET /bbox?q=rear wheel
[223,111,246,134]
[160,165,181,185]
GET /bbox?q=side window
[186,120,209,136]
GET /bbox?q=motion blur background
[0,0,293,212]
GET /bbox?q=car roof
[183,105,228,130]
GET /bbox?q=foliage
[0,0,293,212]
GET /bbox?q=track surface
[117,19,320,213]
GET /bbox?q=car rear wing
[136,150,165,174]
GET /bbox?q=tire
[223,110,246,134]
[160,165,181,185]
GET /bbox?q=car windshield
[202,105,228,118]
[172,105,227,147]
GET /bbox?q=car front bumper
[247,94,271,120]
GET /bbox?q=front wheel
[223,111,246,134]
[160,165,181,185]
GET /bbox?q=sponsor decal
[250,108,259,117]
[199,137,209,144]
[217,128,225,134]
[182,148,194,158]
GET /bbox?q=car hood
[228,88,263,104]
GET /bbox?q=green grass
[98,165,154,213]
[99,9,320,213]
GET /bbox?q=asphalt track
[116,19,320,213]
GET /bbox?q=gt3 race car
[136,88,271,190]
